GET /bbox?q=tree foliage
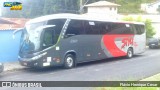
[116,0,156,13]
[123,16,156,38]
[145,19,156,38]
[1,0,157,18]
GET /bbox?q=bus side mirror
[12,28,23,39]
[64,34,75,38]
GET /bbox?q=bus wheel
[64,54,75,69]
[126,48,133,58]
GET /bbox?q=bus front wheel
[126,48,133,59]
[64,54,75,69]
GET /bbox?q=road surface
[0,48,160,90]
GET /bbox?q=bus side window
[43,29,53,48]
[47,19,66,43]
[124,24,134,34]
[65,20,84,37]
[131,24,138,34]
[135,25,145,35]
[84,21,100,35]
[140,25,145,34]
[108,23,125,34]
[108,23,134,34]
[99,22,111,34]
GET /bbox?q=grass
[141,73,160,81]
[95,87,158,90]
[94,73,160,90]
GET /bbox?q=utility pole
[80,0,83,14]
[79,0,90,14]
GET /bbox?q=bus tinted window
[84,21,100,35]
[47,19,66,35]
[141,25,145,34]
[47,19,66,43]
[99,22,112,34]
[65,20,85,36]
[43,29,53,47]
[107,23,134,34]
[66,20,138,35]
[135,25,145,35]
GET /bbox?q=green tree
[1,0,158,18]
[145,19,156,38]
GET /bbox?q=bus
[18,14,146,68]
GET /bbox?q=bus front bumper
[18,52,47,68]
[19,56,46,68]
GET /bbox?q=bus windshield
[20,19,66,54]
[20,22,45,53]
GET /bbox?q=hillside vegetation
[2,0,157,18]
[115,0,156,13]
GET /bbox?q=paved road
[0,48,160,90]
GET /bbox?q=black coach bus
[18,14,146,68]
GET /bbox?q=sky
[0,0,7,16]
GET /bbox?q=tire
[126,48,133,59]
[64,54,75,69]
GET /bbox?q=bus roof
[26,13,144,25]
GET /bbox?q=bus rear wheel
[64,54,75,69]
[126,48,133,58]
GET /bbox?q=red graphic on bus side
[121,37,137,49]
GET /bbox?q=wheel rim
[128,50,132,57]
[66,57,73,67]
